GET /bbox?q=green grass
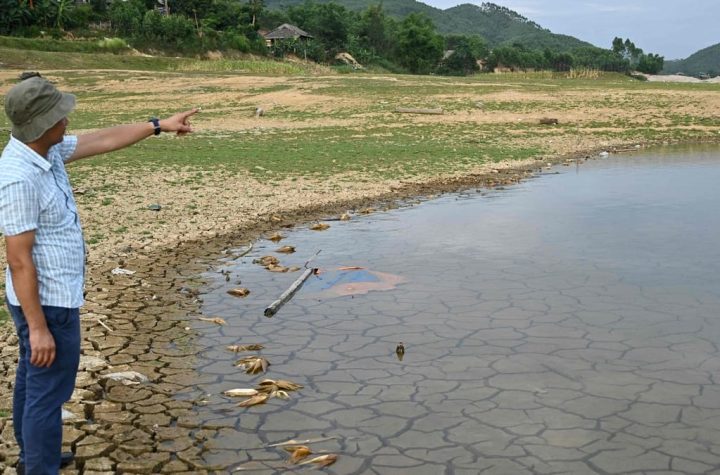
[0,45,329,76]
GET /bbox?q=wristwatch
[149,118,161,136]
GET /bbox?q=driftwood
[395,107,444,115]
[264,268,316,317]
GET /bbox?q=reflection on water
[193,145,720,473]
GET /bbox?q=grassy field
[0,45,718,314]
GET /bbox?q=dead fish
[360,208,375,214]
[270,390,290,400]
[276,245,296,254]
[224,388,259,397]
[287,266,301,272]
[226,344,264,352]
[237,393,270,407]
[268,232,285,242]
[257,379,303,393]
[310,223,330,231]
[270,215,283,223]
[286,445,312,464]
[267,436,338,447]
[338,266,364,271]
[340,212,351,221]
[396,342,405,361]
[198,316,226,326]
[266,264,289,273]
[227,287,250,298]
[275,379,304,391]
[235,357,270,374]
[299,454,337,467]
[254,255,279,266]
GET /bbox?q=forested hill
[265,1,596,52]
[663,42,720,76]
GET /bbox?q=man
[0,73,197,474]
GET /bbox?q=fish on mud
[268,232,285,242]
[285,445,312,464]
[299,454,337,467]
[254,255,279,266]
[227,288,250,297]
[224,388,259,397]
[198,316,226,325]
[237,393,270,407]
[275,245,296,254]
[235,356,270,374]
[257,379,303,393]
[310,223,330,231]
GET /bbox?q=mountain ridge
[264,0,596,52]
[663,42,720,76]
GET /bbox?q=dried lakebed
[1,146,720,474]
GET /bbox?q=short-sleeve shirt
[0,135,85,308]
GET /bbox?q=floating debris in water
[198,316,226,326]
[227,288,250,297]
[226,344,264,352]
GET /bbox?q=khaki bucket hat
[4,75,76,143]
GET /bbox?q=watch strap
[149,118,161,136]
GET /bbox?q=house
[263,23,313,48]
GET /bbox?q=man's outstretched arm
[68,108,198,163]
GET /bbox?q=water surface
[193,146,720,474]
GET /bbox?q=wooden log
[395,107,444,115]
[264,268,316,317]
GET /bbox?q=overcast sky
[422,0,719,59]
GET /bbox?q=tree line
[0,0,664,75]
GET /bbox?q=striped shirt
[0,135,85,308]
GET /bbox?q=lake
[191,145,720,474]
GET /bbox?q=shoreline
[1,115,719,471]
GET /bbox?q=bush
[97,36,129,52]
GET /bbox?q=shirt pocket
[38,186,72,228]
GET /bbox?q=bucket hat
[4,75,75,143]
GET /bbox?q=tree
[247,0,263,27]
[636,53,664,74]
[394,13,443,74]
[288,2,352,56]
[438,35,484,75]
[0,0,32,34]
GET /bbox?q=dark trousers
[8,304,80,475]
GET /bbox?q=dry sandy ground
[644,74,720,83]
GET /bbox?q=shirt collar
[8,135,53,172]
